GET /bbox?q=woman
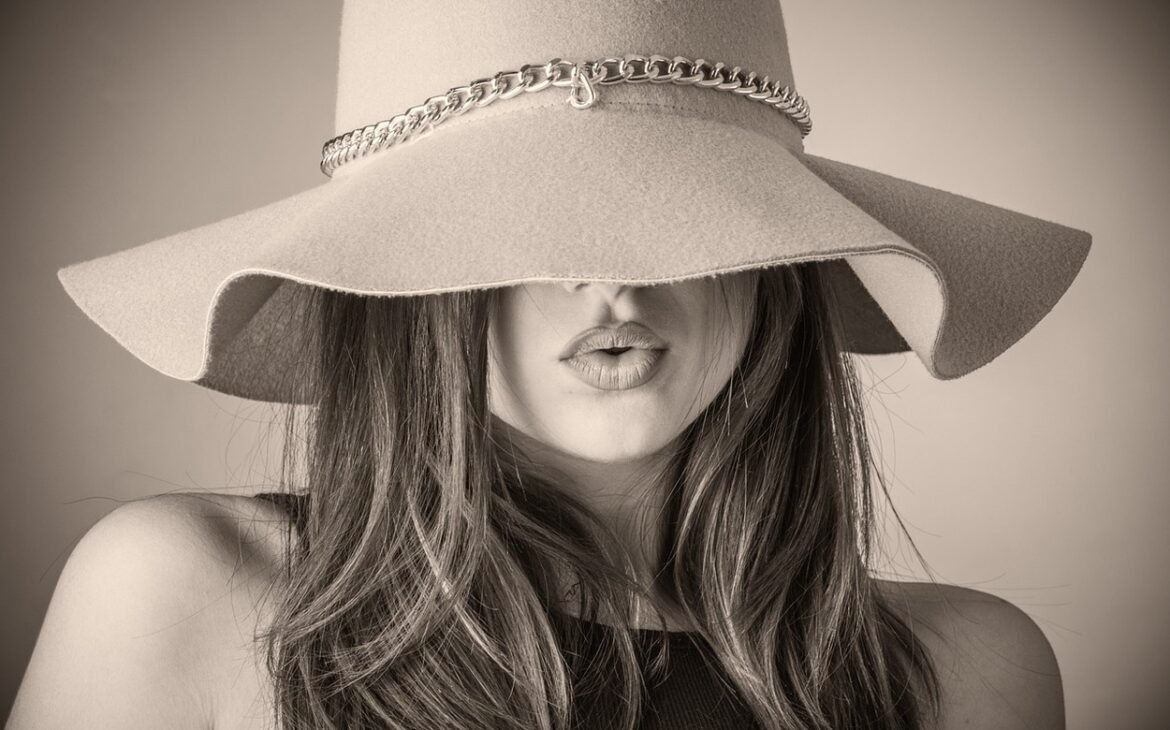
[9,0,1086,728]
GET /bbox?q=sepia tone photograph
[2,0,1167,728]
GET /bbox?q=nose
[560,280,631,300]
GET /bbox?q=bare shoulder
[9,491,293,730]
[876,579,1064,730]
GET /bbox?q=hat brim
[57,101,1091,403]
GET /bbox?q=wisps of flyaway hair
[253,261,940,729]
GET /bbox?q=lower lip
[561,348,667,391]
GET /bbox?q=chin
[567,427,676,463]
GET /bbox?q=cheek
[680,274,755,357]
[487,303,539,418]
[716,275,758,363]
[486,288,570,428]
[670,308,747,417]
[669,275,757,411]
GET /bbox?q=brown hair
[257,261,939,729]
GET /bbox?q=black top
[253,492,760,729]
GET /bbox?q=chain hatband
[320,54,813,177]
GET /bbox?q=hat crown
[334,0,798,137]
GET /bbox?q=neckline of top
[556,612,704,640]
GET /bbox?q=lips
[561,347,666,391]
[559,322,668,360]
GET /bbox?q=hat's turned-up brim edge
[56,103,1091,404]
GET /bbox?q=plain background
[2,0,1167,727]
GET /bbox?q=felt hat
[57,0,1092,404]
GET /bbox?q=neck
[495,421,693,628]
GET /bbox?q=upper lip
[559,322,668,360]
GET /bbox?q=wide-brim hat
[57,0,1092,405]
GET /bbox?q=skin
[7,277,1065,729]
[486,275,757,601]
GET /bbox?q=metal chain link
[320,53,812,177]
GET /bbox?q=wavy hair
[255,261,940,729]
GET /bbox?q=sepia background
[3,0,1168,726]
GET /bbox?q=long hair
[255,261,940,729]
